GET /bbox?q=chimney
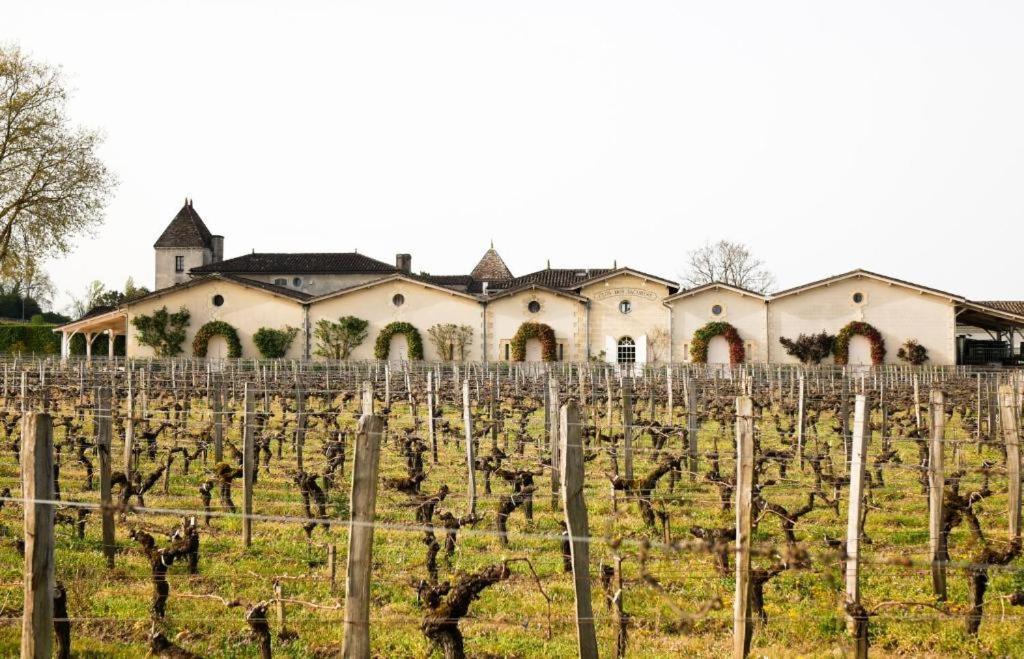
[210,235,224,263]
[396,253,412,273]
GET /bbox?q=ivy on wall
[374,321,424,360]
[131,306,190,357]
[690,321,744,364]
[510,321,557,362]
[193,320,242,358]
[833,321,885,365]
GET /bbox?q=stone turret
[153,199,220,289]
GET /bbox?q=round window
[528,300,541,314]
[852,292,864,304]
[618,300,632,315]
[292,277,303,287]
[392,293,405,307]
[711,304,723,316]
[212,294,224,307]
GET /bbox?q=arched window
[617,336,636,364]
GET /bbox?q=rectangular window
[503,342,510,361]
[174,255,184,273]
[558,343,564,361]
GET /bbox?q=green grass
[0,393,1019,657]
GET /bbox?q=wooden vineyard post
[734,396,754,659]
[549,375,561,510]
[295,382,306,472]
[913,374,922,431]
[999,384,1022,541]
[342,413,384,659]
[796,375,805,470]
[928,389,946,600]
[426,372,437,463]
[327,543,337,592]
[97,387,115,568]
[124,370,135,477]
[666,365,673,425]
[21,412,55,659]
[845,395,869,658]
[463,379,477,518]
[242,384,255,549]
[686,377,698,477]
[559,400,598,659]
[213,380,224,463]
[489,375,498,451]
[361,381,374,417]
[622,376,634,481]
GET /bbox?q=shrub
[314,316,368,359]
[779,332,835,364]
[253,326,300,358]
[131,306,190,356]
[897,339,928,365]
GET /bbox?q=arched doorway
[707,336,730,365]
[389,332,409,360]
[525,338,543,362]
[207,335,229,359]
[848,335,872,366]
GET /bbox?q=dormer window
[175,256,184,273]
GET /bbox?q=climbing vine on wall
[510,321,557,362]
[833,321,885,365]
[690,321,744,364]
[374,321,424,360]
[192,320,242,358]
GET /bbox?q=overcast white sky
[7,0,1024,312]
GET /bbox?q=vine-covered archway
[690,321,744,364]
[510,322,557,362]
[833,321,885,365]
[193,320,242,358]
[374,322,424,360]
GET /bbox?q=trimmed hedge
[374,322,424,360]
[510,322,557,362]
[193,321,243,358]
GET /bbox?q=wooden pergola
[52,307,128,360]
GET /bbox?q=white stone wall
[581,274,673,364]
[126,279,306,359]
[308,280,483,361]
[767,275,957,364]
[155,247,210,290]
[669,287,768,362]
[485,290,582,362]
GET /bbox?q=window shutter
[636,334,648,364]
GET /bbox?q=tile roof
[154,201,214,249]
[974,301,1024,316]
[470,247,513,281]
[124,273,312,305]
[491,268,613,291]
[414,274,484,294]
[191,252,398,275]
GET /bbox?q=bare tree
[681,240,775,294]
[647,327,670,364]
[0,46,116,277]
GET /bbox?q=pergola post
[85,333,93,361]
[60,331,70,361]
[107,330,115,359]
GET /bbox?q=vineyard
[3,358,1024,658]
